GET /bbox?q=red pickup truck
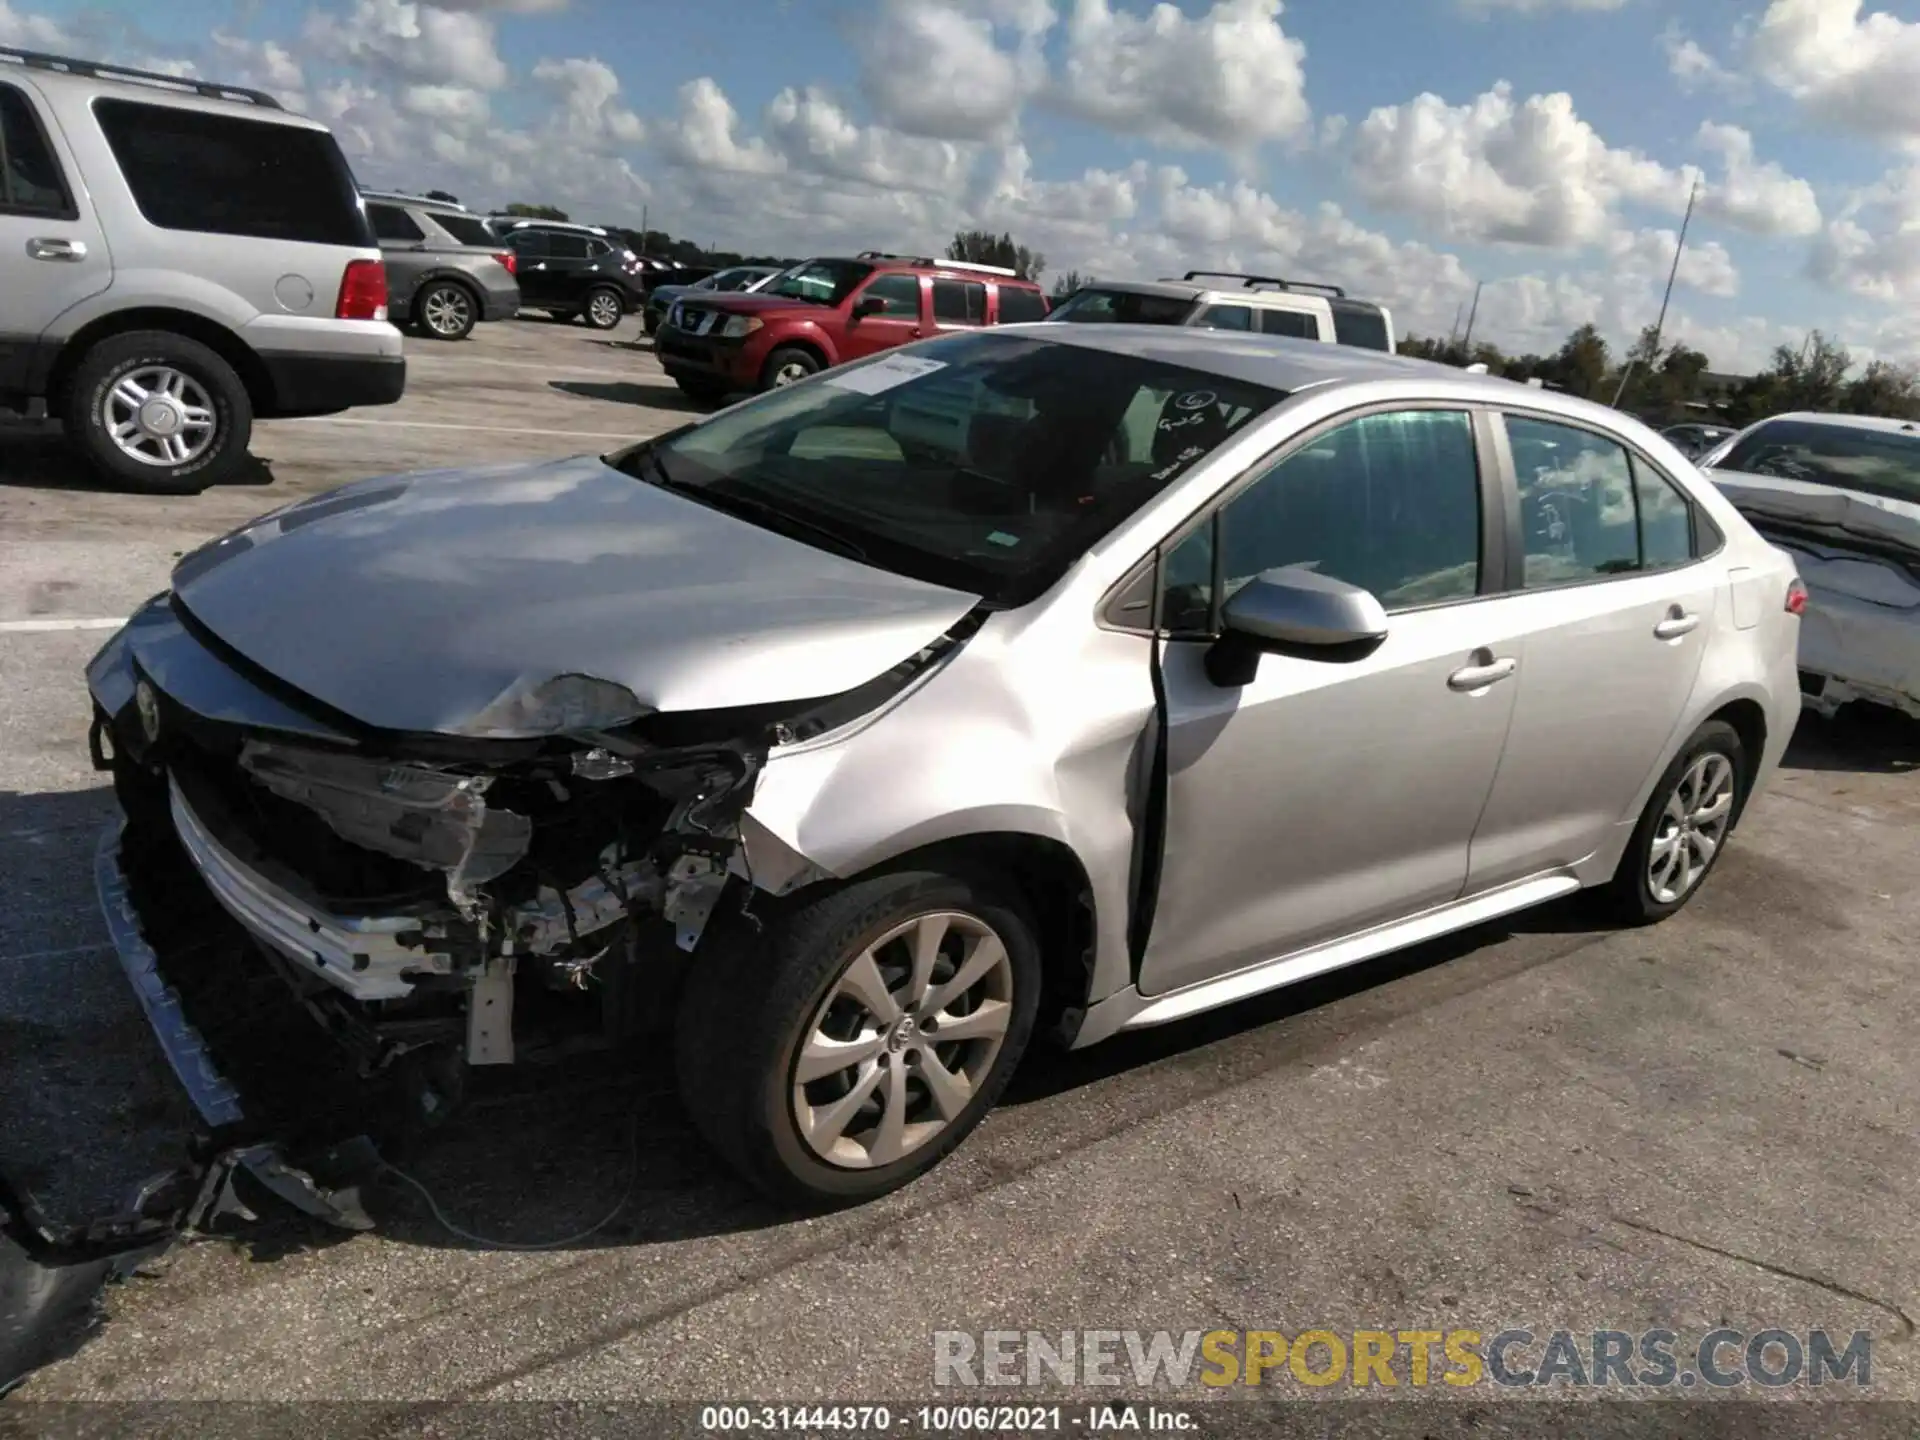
[653,250,1051,402]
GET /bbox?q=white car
[1700,412,1920,720]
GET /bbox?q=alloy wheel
[423,286,472,336]
[589,292,622,327]
[772,361,811,386]
[1647,751,1735,904]
[99,366,217,469]
[791,911,1015,1170]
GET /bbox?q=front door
[1138,407,1518,996]
[0,78,111,395]
[1465,413,1720,890]
[840,272,925,362]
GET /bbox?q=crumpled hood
[168,454,981,737]
[1707,468,1920,556]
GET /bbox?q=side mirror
[1206,567,1388,686]
[852,296,886,318]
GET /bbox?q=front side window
[764,259,873,306]
[367,203,424,241]
[856,272,922,316]
[1161,409,1482,632]
[507,229,548,257]
[0,83,72,216]
[93,100,369,246]
[1047,289,1194,326]
[933,279,988,326]
[1506,415,1643,585]
[611,331,1285,605]
[1707,417,1920,506]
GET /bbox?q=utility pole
[1459,281,1484,352]
[1612,176,1698,408]
[1446,301,1464,348]
[640,204,649,251]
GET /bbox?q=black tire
[66,330,253,494]
[759,345,822,390]
[1596,719,1747,925]
[413,280,478,341]
[673,377,730,404]
[642,313,661,336]
[582,286,625,330]
[675,868,1042,1208]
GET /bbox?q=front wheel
[675,869,1041,1208]
[760,345,821,390]
[66,330,253,494]
[1597,719,1746,924]
[583,287,625,330]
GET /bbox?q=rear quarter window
[1330,305,1391,352]
[435,213,496,246]
[92,99,370,247]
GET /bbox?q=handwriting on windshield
[1150,445,1206,480]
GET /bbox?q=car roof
[1741,410,1920,437]
[1013,323,1627,411]
[2,47,329,129]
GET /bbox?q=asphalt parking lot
[2,317,1918,1411]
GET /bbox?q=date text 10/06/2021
[700,1406,1196,1432]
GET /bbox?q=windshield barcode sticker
[823,354,949,394]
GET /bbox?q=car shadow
[548,379,713,414]
[1781,704,1920,774]
[0,428,276,495]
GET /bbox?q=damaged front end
[87,591,975,1155]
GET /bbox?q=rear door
[1255,305,1326,341]
[0,77,111,394]
[507,229,556,304]
[930,277,987,336]
[1464,412,1723,891]
[365,202,426,309]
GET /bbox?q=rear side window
[1330,304,1391,352]
[1259,309,1319,339]
[1197,304,1253,331]
[997,287,1049,323]
[0,83,73,218]
[548,233,591,260]
[367,203,424,242]
[93,100,370,246]
[507,229,549,257]
[435,213,495,246]
[933,279,987,326]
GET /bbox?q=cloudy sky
[7,0,1920,370]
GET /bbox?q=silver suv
[0,48,404,493]
[1048,272,1396,351]
[360,191,520,342]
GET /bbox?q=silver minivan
[0,47,404,493]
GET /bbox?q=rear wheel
[1597,719,1746,924]
[66,330,253,494]
[760,346,821,390]
[583,287,625,330]
[415,281,477,340]
[675,869,1040,1208]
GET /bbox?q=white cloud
[0,0,67,46]
[854,0,1051,141]
[765,85,970,192]
[429,0,568,10]
[304,0,510,92]
[1693,121,1821,236]
[1459,0,1627,12]
[1747,0,1920,144]
[1662,25,1742,93]
[1604,226,1740,297]
[531,56,643,145]
[1348,82,1688,249]
[1809,164,1920,302]
[1056,0,1311,153]
[662,77,784,176]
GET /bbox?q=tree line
[1399,323,1920,425]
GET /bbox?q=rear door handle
[26,237,87,262]
[1653,610,1700,640]
[1447,655,1517,692]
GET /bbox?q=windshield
[1708,419,1920,506]
[1049,289,1196,326]
[605,331,1285,605]
[763,259,873,306]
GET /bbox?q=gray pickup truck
[361,191,520,341]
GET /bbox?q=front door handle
[26,237,87,262]
[1447,655,1517,692]
[1653,609,1700,640]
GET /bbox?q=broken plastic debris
[572,747,636,781]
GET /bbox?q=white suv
[0,47,403,493]
[1047,271,1396,351]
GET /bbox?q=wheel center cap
[886,1015,919,1053]
[140,400,181,436]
